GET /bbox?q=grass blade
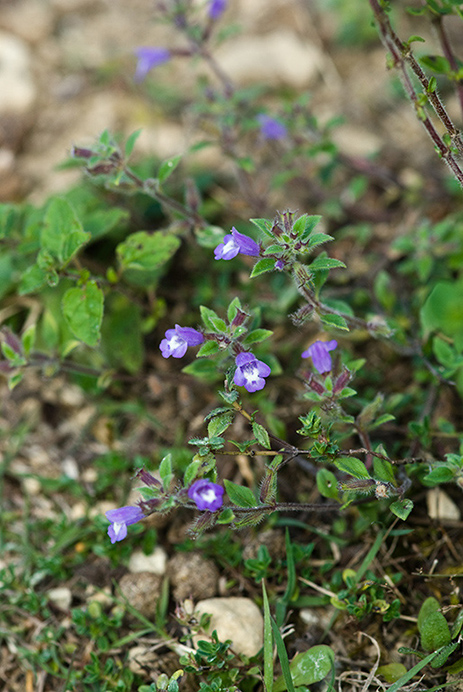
[262,581,274,692]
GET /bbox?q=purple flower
[302,340,337,373]
[274,259,285,271]
[134,47,171,82]
[188,479,224,511]
[160,324,204,358]
[208,0,227,19]
[234,352,271,393]
[257,114,287,141]
[214,227,260,260]
[105,505,144,543]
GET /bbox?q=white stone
[299,608,320,627]
[214,31,323,88]
[47,586,72,611]
[332,124,382,158]
[62,457,79,480]
[22,477,41,495]
[0,2,54,44]
[127,645,158,675]
[0,32,36,113]
[427,487,461,521]
[194,597,263,657]
[129,547,168,575]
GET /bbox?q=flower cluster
[234,352,271,392]
[302,340,337,373]
[257,114,288,141]
[214,228,260,261]
[188,479,224,511]
[105,505,144,544]
[134,47,171,81]
[208,0,227,19]
[160,324,204,358]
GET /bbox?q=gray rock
[119,571,163,620]
[167,552,219,602]
[214,31,323,88]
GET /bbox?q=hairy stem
[368,0,463,185]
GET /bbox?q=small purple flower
[208,0,227,19]
[214,227,260,260]
[234,352,271,393]
[274,259,285,271]
[257,114,287,141]
[302,340,337,374]
[134,47,171,82]
[160,324,204,358]
[105,505,144,544]
[188,479,224,511]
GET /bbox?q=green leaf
[61,280,104,347]
[427,76,437,93]
[308,255,346,272]
[82,207,129,242]
[124,129,142,157]
[21,324,36,357]
[182,359,222,382]
[316,468,339,500]
[42,197,90,266]
[249,217,273,237]
[223,479,257,508]
[372,457,396,484]
[252,422,271,449]
[101,295,143,374]
[420,54,451,74]
[207,412,234,438]
[195,225,227,249]
[18,264,48,294]
[196,341,220,357]
[320,313,350,331]
[159,454,173,491]
[433,336,457,368]
[371,413,395,428]
[273,645,335,692]
[307,232,334,249]
[8,371,24,390]
[419,610,451,652]
[158,154,182,184]
[250,258,276,277]
[390,498,413,520]
[216,507,235,524]
[199,305,227,333]
[293,214,322,242]
[242,328,273,345]
[1,340,23,365]
[183,459,202,487]
[263,244,283,255]
[227,296,242,323]
[451,608,463,638]
[421,280,463,350]
[334,457,371,479]
[117,230,181,285]
[417,597,440,630]
[376,663,408,683]
[423,466,455,484]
